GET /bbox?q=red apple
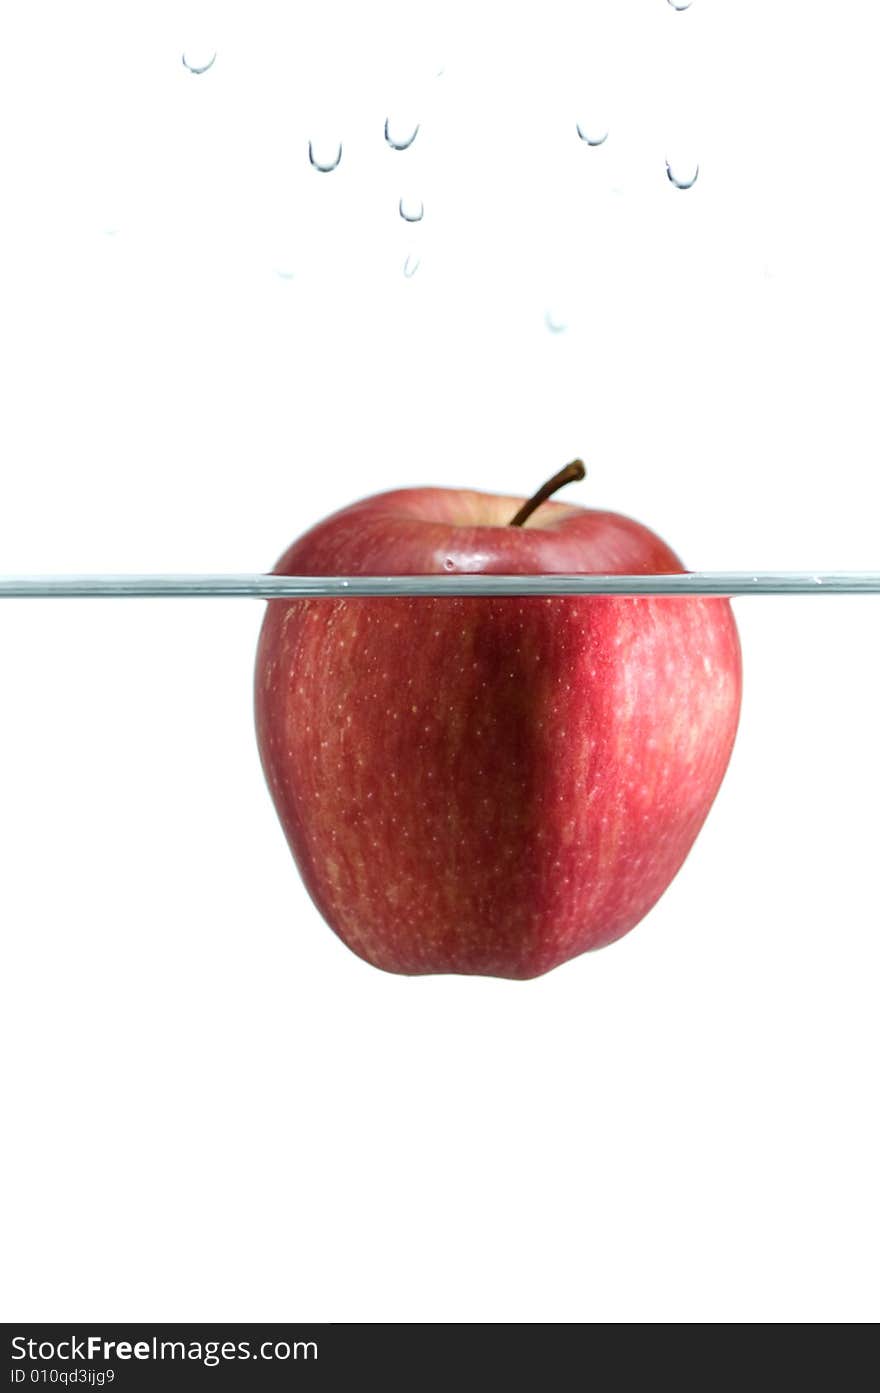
[254,465,742,979]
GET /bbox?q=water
[666,160,699,189]
[385,119,420,151]
[181,51,216,75]
[308,141,343,173]
[399,197,424,223]
[576,125,608,147]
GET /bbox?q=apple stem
[508,460,586,527]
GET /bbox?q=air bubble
[443,558,455,571]
[309,141,342,173]
[666,160,699,190]
[576,125,608,147]
[385,118,420,151]
[667,0,693,10]
[181,51,216,75]
[399,196,424,223]
[403,254,420,278]
[544,309,568,334]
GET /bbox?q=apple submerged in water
[254,462,742,980]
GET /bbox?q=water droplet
[666,159,699,190]
[274,268,295,281]
[443,558,455,571]
[385,118,420,151]
[403,254,420,278]
[181,51,216,75]
[576,125,608,147]
[399,196,424,223]
[309,141,342,173]
[668,0,693,10]
[544,309,568,334]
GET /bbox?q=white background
[1,0,879,1322]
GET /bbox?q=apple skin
[254,486,742,979]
